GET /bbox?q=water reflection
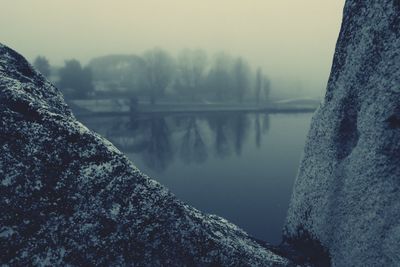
[79,112,311,244]
[208,114,232,159]
[231,113,251,156]
[254,113,270,148]
[179,117,208,164]
[86,112,270,172]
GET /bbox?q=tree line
[33,48,271,104]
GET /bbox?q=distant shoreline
[73,104,318,117]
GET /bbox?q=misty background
[1,1,346,244]
[1,0,344,99]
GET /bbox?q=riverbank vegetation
[33,48,271,105]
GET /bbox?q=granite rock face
[284,1,400,266]
[0,44,291,266]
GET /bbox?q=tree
[232,57,251,103]
[57,59,94,99]
[33,56,50,77]
[263,75,271,103]
[207,52,234,102]
[255,67,262,104]
[142,48,175,104]
[175,49,207,101]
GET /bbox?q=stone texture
[0,43,291,266]
[284,1,400,266]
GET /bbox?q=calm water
[78,112,312,245]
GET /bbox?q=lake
[78,111,313,245]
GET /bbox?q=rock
[0,43,292,266]
[284,1,400,266]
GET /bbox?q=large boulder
[284,1,400,266]
[0,43,291,266]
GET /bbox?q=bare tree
[33,56,51,78]
[142,48,174,104]
[175,49,207,101]
[263,75,271,103]
[57,59,93,99]
[255,67,262,104]
[233,57,251,103]
[207,52,234,102]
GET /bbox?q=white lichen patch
[109,203,121,219]
[33,180,42,190]
[1,175,13,186]
[0,227,16,238]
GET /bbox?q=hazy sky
[1,0,345,96]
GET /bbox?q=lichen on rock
[284,1,400,266]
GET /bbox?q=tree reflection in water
[103,115,173,172]
[180,117,208,164]
[207,112,252,158]
[84,112,271,173]
[141,117,173,172]
[207,113,232,159]
[230,113,250,156]
[255,113,270,148]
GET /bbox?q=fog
[1,0,347,248]
[1,0,345,97]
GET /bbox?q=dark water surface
[78,112,312,244]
